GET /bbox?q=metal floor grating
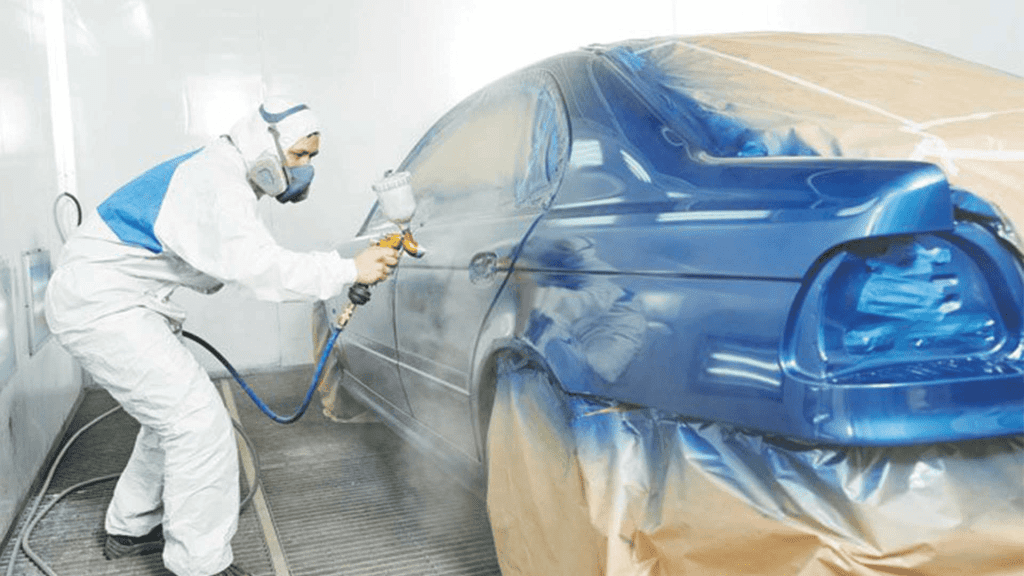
[2,366,502,576]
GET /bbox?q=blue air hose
[182,327,341,424]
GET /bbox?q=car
[313,33,1024,496]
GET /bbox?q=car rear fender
[539,159,954,280]
[483,167,1023,445]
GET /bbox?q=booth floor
[1,367,502,576]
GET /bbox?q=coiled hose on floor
[3,326,341,576]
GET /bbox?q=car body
[315,34,1024,493]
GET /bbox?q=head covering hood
[228,96,321,167]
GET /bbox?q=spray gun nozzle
[400,229,425,258]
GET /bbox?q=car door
[392,69,570,461]
[331,217,410,416]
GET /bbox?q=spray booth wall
[0,0,84,545]
[1,0,1021,543]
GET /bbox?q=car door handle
[469,252,499,285]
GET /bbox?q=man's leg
[158,371,239,576]
[55,308,239,576]
[106,425,164,536]
[103,425,165,558]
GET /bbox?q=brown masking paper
[487,359,1024,575]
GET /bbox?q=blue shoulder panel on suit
[97,148,202,253]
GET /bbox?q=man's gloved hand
[354,246,399,285]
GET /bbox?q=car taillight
[789,232,1020,384]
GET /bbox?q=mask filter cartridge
[277,164,314,203]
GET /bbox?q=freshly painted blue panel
[510,50,1024,444]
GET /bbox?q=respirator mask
[247,103,316,203]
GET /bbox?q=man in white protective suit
[44,98,398,576]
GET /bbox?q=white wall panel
[0,0,82,543]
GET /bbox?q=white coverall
[44,101,354,576]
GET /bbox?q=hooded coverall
[44,101,354,576]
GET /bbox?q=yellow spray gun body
[374,229,423,257]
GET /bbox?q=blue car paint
[597,45,821,159]
[509,49,1024,445]
[543,161,952,280]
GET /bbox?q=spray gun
[180,172,423,426]
[334,171,423,330]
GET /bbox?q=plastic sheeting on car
[595,33,1024,236]
[487,356,1024,576]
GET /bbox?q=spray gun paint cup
[372,171,416,225]
[371,171,424,258]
